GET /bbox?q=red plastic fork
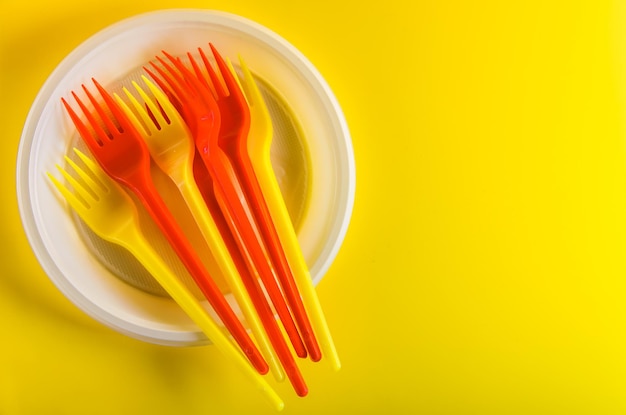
[193,44,321,361]
[193,155,309,396]
[144,55,308,359]
[61,79,268,375]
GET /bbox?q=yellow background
[3,0,626,413]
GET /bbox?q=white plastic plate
[16,9,355,346]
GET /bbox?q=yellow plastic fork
[47,149,284,410]
[113,76,284,381]
[231,57,341,371]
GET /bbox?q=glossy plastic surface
[47,148,283,411]
[17,10,354,348]
[234,56,341,372]
[114,76,282,381]
[146,55,312,395]
[61,80,267,374]
[145,56,307,357]
[195,44,321,362]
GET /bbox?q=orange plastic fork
[193,156,309,396]
[61,79,268,375]
[192,44,321,361]
[144,55,307,358]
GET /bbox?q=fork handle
[117,229,284,409]
[177,178,285,382]
[193,166,309,395]
[124,172,268,375]
[229,133,322,362]
[202,151,307,358]
[254,153,342,372]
